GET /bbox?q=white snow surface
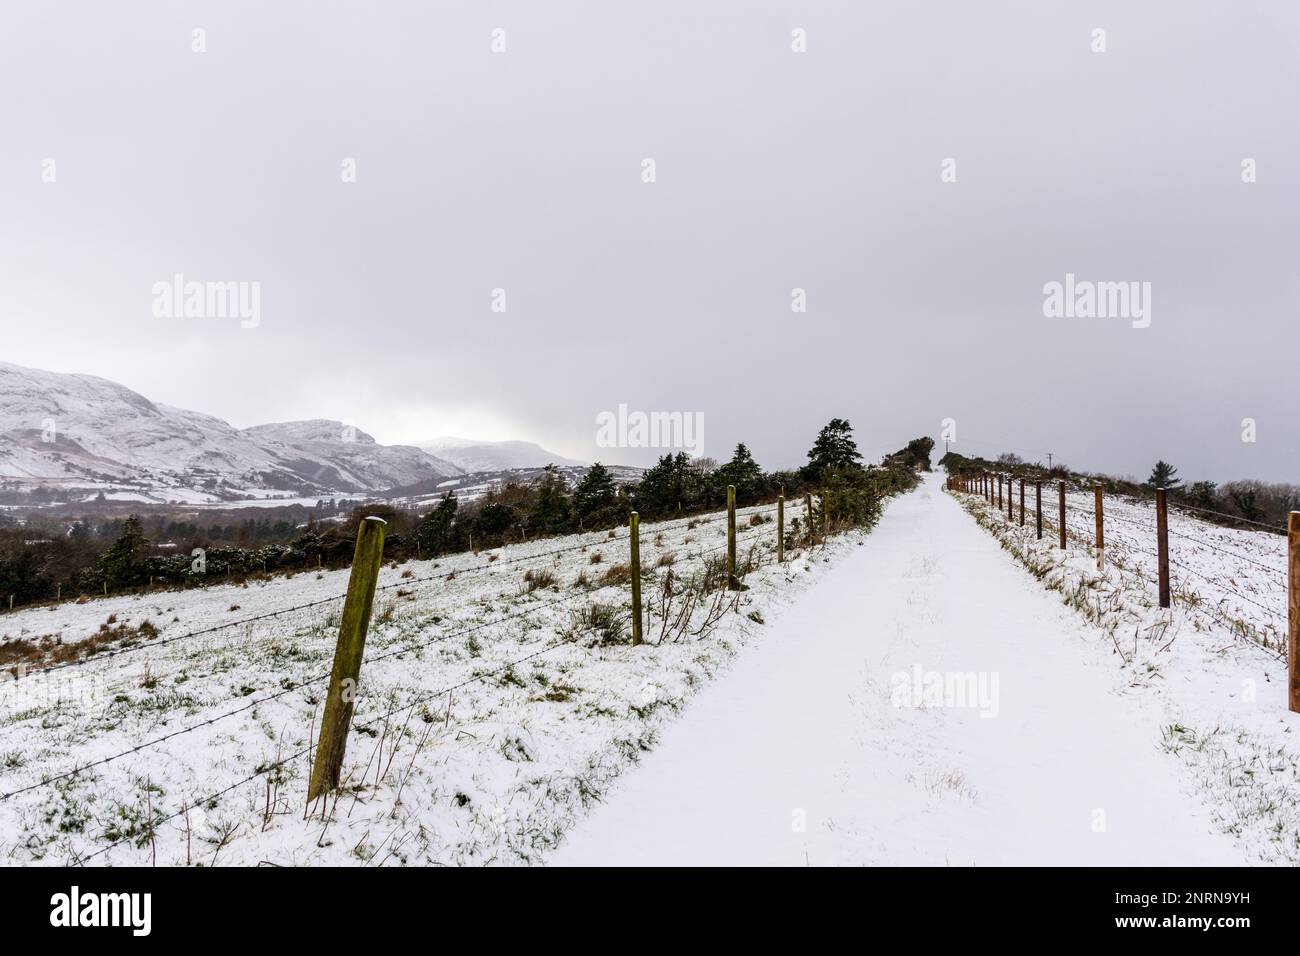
[0,498,826,865]
[551,473,1296,866]
[3,472,1295,866]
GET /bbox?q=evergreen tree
[96,514,149,589]
[572,462,618,526]
[1146,460,1182,489]
[904,437,936,471]
[414,492,458,555]
[0,550,41,605]
[803,418,862,479]
[716,443,765,503]
[529,465,571,534]
[1228,482,1265,522]
[475,501,515,536]
[1183,480,1217,509]
[636,453,692,515]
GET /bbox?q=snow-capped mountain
[0,362,462,499]
[418,436,584,473]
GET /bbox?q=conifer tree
[803,418,862,479]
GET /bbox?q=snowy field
[957,482,1299,864]
[0,498,855,865]
[1054,485,1285,656]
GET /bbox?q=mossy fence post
[726,485,739,589]
[1035,480,1043,540]
[777,494,785,562]
[1094,484,1105,571]
[1057,480,1067,550]
[1156,489,1171,609]
[629,511,643,645]
[307,516,387,803]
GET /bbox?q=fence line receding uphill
[948,470,1300,715]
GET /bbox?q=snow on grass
[953,485,1300,864]
[0,500,861,865]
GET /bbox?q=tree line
[0,420,934,608]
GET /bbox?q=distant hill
[418,436,585,473]
[0,362,462,501]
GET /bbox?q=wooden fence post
[823,488,830,540]
[726,485,739,589]
[1007,476,1014,520]
[1289,512,1299,713]
[630,511,643,645]
[308,516,387,803]
[777,494,785,562]
[1035,481,1043,539]
[997,474,1002,510]
[1058,480,1066,550]
[1019,478,1025,526]
[1155,488,1171,608]
[805,492,814,545]
[1094,484,1105,571]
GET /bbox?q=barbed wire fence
[947,470,1299,714]
[0,485,866,864]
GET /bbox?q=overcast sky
[1,1,1297,482]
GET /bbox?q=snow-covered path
[549,473,1242,866]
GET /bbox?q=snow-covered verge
[0,498,872,865]
[951,485,1300,865]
